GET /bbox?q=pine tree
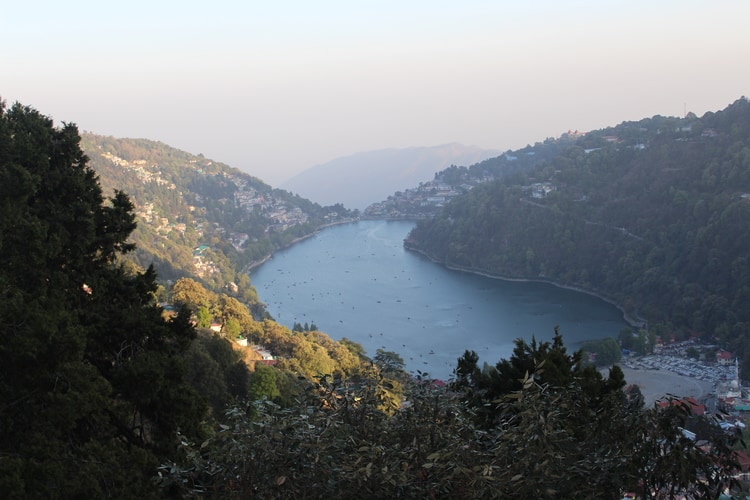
[0,101,206,497]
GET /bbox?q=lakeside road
[618,367,715,406]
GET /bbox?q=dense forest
[2,100,749,497]
[407,98,750,374]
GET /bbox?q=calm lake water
[250,220,629,380]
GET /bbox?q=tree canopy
[80,132,357,295]
[406,98,750,373]
[0,101,207,497]
[161,332,742,498]
[2,99,746,499]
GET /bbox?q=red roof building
[656,397,706,416]
[717,350,734,366]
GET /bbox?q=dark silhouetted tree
[0,101,207,497]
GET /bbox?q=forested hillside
[82,133,355,311]
[363,135,576,219]
[406,98,750,373]
[3,100,748,498]
[0,102,395,496]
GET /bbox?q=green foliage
[374,348,406,373]
[340,337,367,358]
[406,98,750,360]
[368,138,577,219]
[258,320,364,379]
[171,277,217,310]
[170,277,263,341]
[293,321,320,332]
[182,331,254,414]
[158,335,741,498]
[633,328,656,355]
[195,305,212,328]
[248,364,281,401]
[5,98,746,499]
[80,132,356,307]
[183,340,231,413]
[0,101,207,497]
[223,317,242,338]
[618,327,635,350]
[452,328,623,427]
[579,336,622,366]
[215,293,254,332]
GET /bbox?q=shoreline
[246,218,647,331]
[360,215,429,221]
[243,218,358,274]
[404,241,647,329]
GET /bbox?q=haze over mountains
[6,97,750,498]
[280,143,501,210]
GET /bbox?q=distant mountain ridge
[280,143,501,210]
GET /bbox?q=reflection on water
[251,220,629,380]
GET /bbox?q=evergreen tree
[161,333,740,498]
[452,328,624,427]
[0,101,206,497]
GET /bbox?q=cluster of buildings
[364,173,563,219]
[363,173,497,219]
[363,180,466,219]
[628,340,750,416]
[100,152,177,189]
[134,202,191,235]
[227,173,310,231]
[191,245,221,279]
[99,150,330,280]
[525,182,556,199]
[102,151,316,244]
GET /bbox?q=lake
[250,220,629,380]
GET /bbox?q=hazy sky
[3,1,749,185]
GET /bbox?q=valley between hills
[4,98,750,497]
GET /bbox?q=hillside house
[530,182,555,199]
[253,347,277,366]
[718,350,734,366]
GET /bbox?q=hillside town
[99,150,318,238]
[95,148,347,279]
[362,172,495,218]
[625,338,750,418]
